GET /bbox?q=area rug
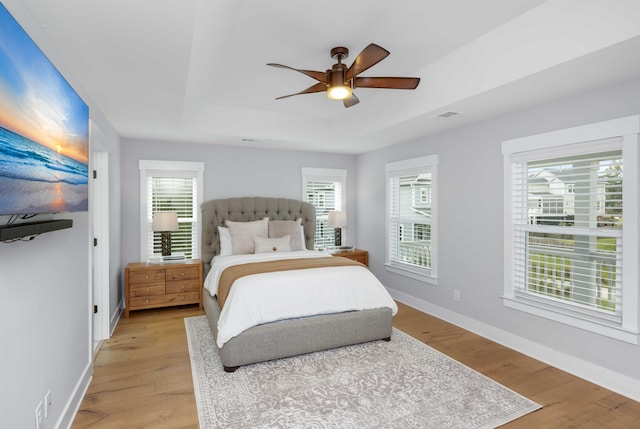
[185,316,541,428]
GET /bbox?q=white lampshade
[328,210,347,227]
[152,212,179,232]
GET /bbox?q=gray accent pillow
[269,218,304,251]
[225,217,269,254]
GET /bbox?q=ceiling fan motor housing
[330,63,349,87]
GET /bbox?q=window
[386,155,438,283]
[139,160,204,260]
[302,168,346,249]
[503,115,639,344]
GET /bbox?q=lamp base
[334,227,342,247]
[162,253,185,261]
[161,231,172,256]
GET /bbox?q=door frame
[91,150,110,352]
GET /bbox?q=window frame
[139,160,204,261]
[301,167,347,249]
[502,115,639,344]
[385,155,439,284]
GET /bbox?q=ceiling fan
[267,43,420,108]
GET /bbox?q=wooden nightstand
[124,259,203,317]
[331,248,368,267]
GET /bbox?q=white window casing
[502,115,639,344]
[385,155,438,284]
[301,168,347,249]
[139,160,204,261]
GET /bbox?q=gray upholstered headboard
[200,197,316,278]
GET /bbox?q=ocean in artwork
[0,126,88,214]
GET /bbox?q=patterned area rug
[185,316,541,428]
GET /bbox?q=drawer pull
[145,275,149,279]
[181,272,185,276]
[145,299,150,303]
[146,288,149,292]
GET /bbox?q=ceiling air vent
[434,111,462,118]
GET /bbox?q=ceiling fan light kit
[268,43,420,108]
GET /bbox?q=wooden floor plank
[71,302,640,428]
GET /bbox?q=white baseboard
[110,299,124,336]
[56,361,93,429]
[388,287,640,402]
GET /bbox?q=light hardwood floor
[72,302,640,428]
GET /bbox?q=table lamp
[328,210,346,247]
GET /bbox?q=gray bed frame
[201,197,392,372]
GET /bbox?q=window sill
[385,264,437,285]
[502,295,639,344]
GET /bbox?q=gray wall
[357,77,640,393]
[120,140,357,266]
[0,1,121,427]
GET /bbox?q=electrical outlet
[44,390,52,418]
[35,400,44,429]
[453,289,461,302]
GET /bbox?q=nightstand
[124,259,203,317]
[331,248,368,267]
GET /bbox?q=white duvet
[203,250,398,348]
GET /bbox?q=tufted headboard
[200,197,316,278]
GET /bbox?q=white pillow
[298,226,307,250]
[218,226,232,256]
[225,217,269,255]
[254,235,291,253]
[268,218,305,251]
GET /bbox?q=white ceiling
[18,0,640,154]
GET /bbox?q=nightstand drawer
[165,292,200,304]
[166,279,200,294]
[166,266,199,281]
[129,292,198,307]
[129,282,165,297]
[129,269,165,284]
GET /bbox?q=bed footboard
[203,289,393,372]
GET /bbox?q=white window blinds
[146,176,198,259]
[510,140,623,323]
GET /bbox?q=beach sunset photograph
[0,3,88,215]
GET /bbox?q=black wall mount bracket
[0,219,73,241]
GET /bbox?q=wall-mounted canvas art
[0,3,89,215]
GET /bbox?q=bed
[201,196,396,372]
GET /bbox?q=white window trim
[385,155,438,285]
[301,167,347,248]
[139,160,204,261]
[502,115,639,344]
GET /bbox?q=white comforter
[203,250,398,348]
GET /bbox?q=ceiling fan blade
[267,63,327,83]
[343,93,359,108]
[354,76,420,89]
[275,82,327,100]
[345,44,390,81]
